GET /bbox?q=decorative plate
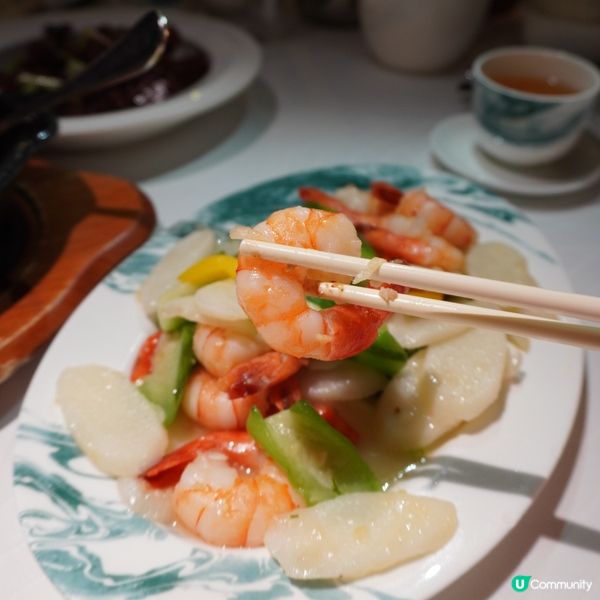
[13,164,583,599]
[0,7,262,149]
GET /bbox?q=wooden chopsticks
[238,239,600,350]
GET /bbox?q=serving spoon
[0,9,170,135]
[0,9,170,192]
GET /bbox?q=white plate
[0,7,262,149]
[430,113,600,197]
[13,164,583,599]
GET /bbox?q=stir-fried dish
[0,23,210,115]
[56,181,535,580]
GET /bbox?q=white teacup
[359,0,491,73]
[472,46,600,166]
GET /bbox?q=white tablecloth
[2,23,599,600]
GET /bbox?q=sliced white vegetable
[265,490,457,580]
[159,279,255,336]
[56,366,168,477]
[298,361,387,402]
[137,229,216,319]
[377,329,508,450]
[193,279,248,322]
[387,313,468,349]
[466,242,537,287]
[505,342,523,382]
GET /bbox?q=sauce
[334,398,428,487]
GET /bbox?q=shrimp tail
[225,352,304,398]
[370,181,403,207]
[323,304,388,360]
[144,431,255,488]
[298,187,373,226]
[268,375,303,412]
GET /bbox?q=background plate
[0,7,262,148]
[13,164,583,599]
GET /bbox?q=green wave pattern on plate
[15,415,401,599]
[105,163,546,294]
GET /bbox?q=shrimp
[232,206,389,361]
[299,185,475,268]
[144,431,299,547]
[396,188,477,250]
[183,351,303,429]
[360,227,465,272]
[193,324,268,378]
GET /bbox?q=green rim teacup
[472,46,600,166]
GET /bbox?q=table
[2,21,599,600]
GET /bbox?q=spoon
[0,9,170,135]
[0,110,56,192]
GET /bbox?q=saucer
[430,113,600,196]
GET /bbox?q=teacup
[472,46,600,166]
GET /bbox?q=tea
[490,74,578,95]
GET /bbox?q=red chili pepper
[130,331,162,383]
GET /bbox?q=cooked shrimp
[396,188,476,250]
[183,351,303,429]
[361,227,465,272]
[298,187,465,271]
[232,206,388,360]
[144,431,299,547]
[193,324,268,378]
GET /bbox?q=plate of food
[13,164,583,599]
[0,6,262,148]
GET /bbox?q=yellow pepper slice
[178,254,238,287]
[407,288,444,300]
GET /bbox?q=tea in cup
[472,46,600,166]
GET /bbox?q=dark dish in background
[0,23,211,116]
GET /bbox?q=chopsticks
[239,239,600,350]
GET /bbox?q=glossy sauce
[334,398,427,487]
[490,74,578,95]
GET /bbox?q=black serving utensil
[0,108,56,191]
[0,9,170,136]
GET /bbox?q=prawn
[231,206,388,361]
[360,227,464,272]
[298,188,464,271]
[183,351,303,430]
[395,188,477,250]
[193,324,268,378]
[143,431,299,547]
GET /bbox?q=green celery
[359,236,376,259]
[247,401,380,505]
[351,350,405,378]
[370,325,409,358]
[350,325,409,377]
[139,322,196,425]
[305,295,336,310]
[302,201,335,212]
